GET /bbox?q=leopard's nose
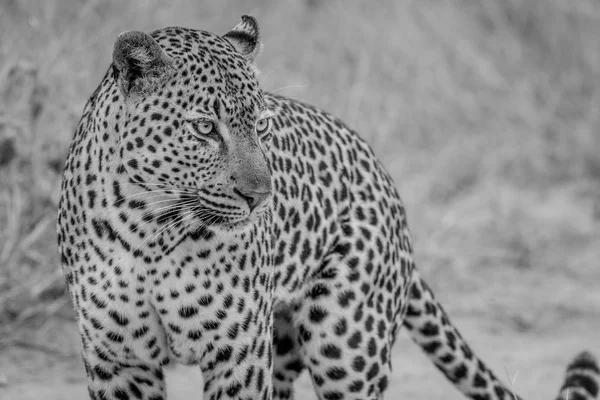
[233,187,271,211]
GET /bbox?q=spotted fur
[555,352,599,400]
[57,16,598,400]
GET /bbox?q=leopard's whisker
[115,187,196,196]
[115,180,200,193]
[132,209,193,254]
[267,84,307,95]
[110,199,198,234]
[104,200,199,243]
[114,193,190,207]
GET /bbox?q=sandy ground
[1,314,598,400]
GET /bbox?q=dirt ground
[1,311,598,399]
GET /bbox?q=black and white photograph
[0,1,599,399]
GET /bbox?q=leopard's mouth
[186,206,250,231]
[204,207,269,233]
[166,191,267,233]
[147,194,259,234]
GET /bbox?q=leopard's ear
[223,15,261,62]
[112,31,174,96]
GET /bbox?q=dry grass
[0,0,598,371]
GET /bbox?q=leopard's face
[115,25,274,233]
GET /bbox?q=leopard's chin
[214,211,266,234]
[184,218,252,241]
[188,200,270,236]
[221,215,259,231]
[221,218,254,231]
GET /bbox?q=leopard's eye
[256,118,272,136]
[190,120,215,137]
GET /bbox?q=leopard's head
[112,16,273,233]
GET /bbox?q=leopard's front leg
[200,334,274,400]
[84,352,167,400]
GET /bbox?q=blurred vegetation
[0,0,599,351]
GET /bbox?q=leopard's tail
[402,270,598,400]
[555,351,599,400]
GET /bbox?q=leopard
[57,15,599,400]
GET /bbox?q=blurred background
[0,0,599,399]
